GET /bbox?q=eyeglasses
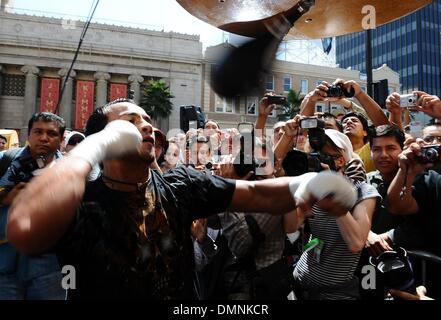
[422,135,441,144]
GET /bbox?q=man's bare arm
[7,120,142,254]
[7,158,90,254]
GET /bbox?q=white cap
[324,129,354,162]
[64,131,85,147]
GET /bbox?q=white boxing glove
[68,120,142,167]
[289,171,357,211]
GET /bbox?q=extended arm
[7,158,90,254]
[335,197,377,253]
[386,143,430,215]
[338,79,389,126]
[7,120,142,254]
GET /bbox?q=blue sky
[10,0,226,49]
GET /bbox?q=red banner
[75,81,95,130]
[109,83,127,101]
[40,78,60,113]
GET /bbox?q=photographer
[301,79,390,173]
[274,115,308,163]
[0,112,66,300]
[292,129,380,300]
[356,125,425,300]
[387,90,441,135]
[387,140,441,298]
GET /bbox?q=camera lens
[424,148,439,162]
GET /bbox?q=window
[246,97,258,115]
[1,74,25,96]
[215,95,233,113]
[283,76,292,92]
[265,75,274,91]
[300,79,308,94]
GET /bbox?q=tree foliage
[278,89,303,121]
[140,79,174,120]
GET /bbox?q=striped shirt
[293,181,380,299]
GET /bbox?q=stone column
[58,68,76,129]
[20,65,40,143]
[0,65,3,95]
[128,74,144,105]
[94,71,110,109]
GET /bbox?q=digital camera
[400,94,418,108]
[8,155,47,184]
[327,83,355,98]
[300,117,325,129]
[419,144,441,164]
[282,149,336,176]
[267,95,287,105]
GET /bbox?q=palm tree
[140,79,174,128]
[278,89,303,121]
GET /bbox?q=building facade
[336,0,440,97]
[0,11,203,141]
[1,10,401,143]
[202,43,400,129]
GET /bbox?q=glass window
[246,97,258,115]
[215,95,233,113]
[300,79,308,94]
[266,75,274,91]
[1,74,26,96]
[283,76,292,92]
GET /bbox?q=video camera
[282,116,335,176]
[9,155,47,184]
[419,144,441,164]
[233,122,257,179]
[369,247,417,297]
